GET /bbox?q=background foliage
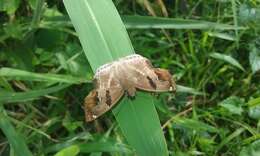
[0,0,260,155]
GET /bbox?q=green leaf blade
[63,0,169,155]
[249,45,260,74]
[0,84,70,103]
[113,92,169,156]
[219,96,244,115]
[63,0,134,72]
[0,108,33,156]
[210,52,245,71]
[54,145,80,156]
[0,67,89,84]
[123,15,245,30]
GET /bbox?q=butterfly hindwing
[122,55,175,92]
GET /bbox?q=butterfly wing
[84,89,99,121]
[123,55,175,92]
[84,65,124,122]
[84,54,175,122]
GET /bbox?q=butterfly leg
[125,87,136,100]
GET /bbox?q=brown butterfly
[84,54,176,122]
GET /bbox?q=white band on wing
[94,54,143,77]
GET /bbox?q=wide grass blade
[114,92,168,156]
[173,117,219,133]
[63,0,134,72]
[63,0,169,155]
[0,67,89,84]
[0,107,33,156]
[210,52,245,71]
[123,15,245,30]
[176,85,204,95]
[48,140,133,154]
[42,15,245,30]
[0,84,70,103]
[216,128,245,153]
[78,141,133,154]
[54,145,80,156]
[249,45,260,74]
[208,32,236,41]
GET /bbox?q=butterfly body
[84,54,176,122]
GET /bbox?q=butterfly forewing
[84,64,124,122]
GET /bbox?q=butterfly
[84,54,176,122]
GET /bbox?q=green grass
[0,106,33,156]
[0,0,260,156]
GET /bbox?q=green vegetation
[0,0,260,156]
